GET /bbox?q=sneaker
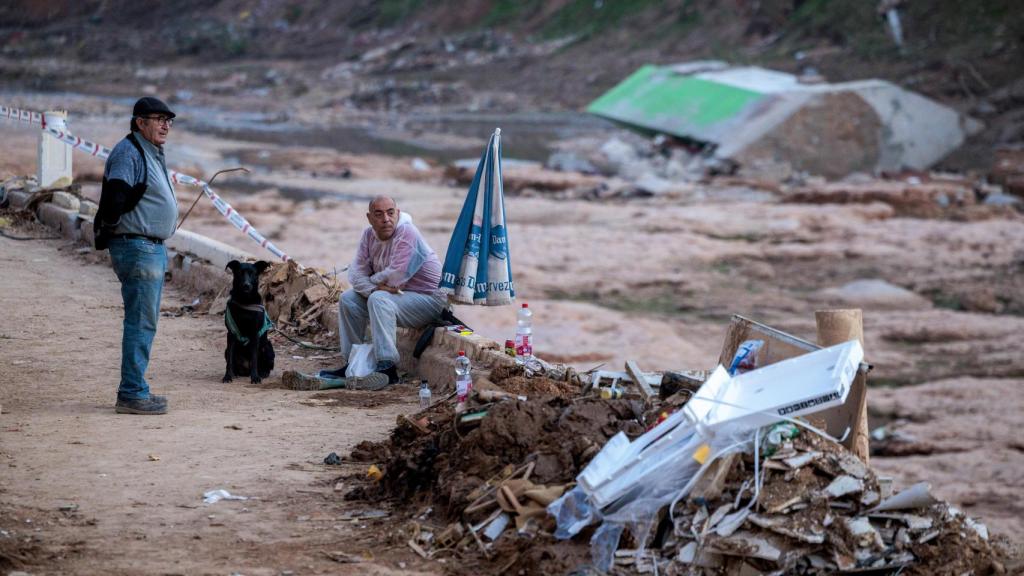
[115,396,168,415]
[317,365,348,379]
[344,371,392,391]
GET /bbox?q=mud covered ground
[1,51,1023,572]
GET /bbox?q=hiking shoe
[317,365,348,379]
[115,396,168,415]
[344,371,391,391]
[282,370,341,391]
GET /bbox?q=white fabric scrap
[203,489,249,505]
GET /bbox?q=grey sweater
[103,134,179,240]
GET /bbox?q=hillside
[1,0,1022,169]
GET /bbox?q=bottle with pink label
[515,302,533,364]
[455,351,472,414]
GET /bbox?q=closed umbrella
[439,128,514,305]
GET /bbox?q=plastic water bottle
[418,380,431,409]
[455,351,472,412]
[515,303,533,364]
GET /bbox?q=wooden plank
[624,360,655,401]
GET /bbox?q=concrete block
[6,190,32,210]
[51,191,80,211]
[395,327,514,392]
[80,220,95,247]
[36,202,80,240]
[591,64,979,178]
[79,199,98,218]
[165,250,231,295]
[167,228,255,270]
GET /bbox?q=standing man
[94,97,179,415]
[320,196,445,389]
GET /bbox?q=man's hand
[375,283,403,295]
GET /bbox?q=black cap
[132,96,176,119]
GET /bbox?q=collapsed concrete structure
[587,61,981,178]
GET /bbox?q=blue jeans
[108,236,167,401]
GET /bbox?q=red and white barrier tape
[1,104,295,265]
[0,105,45,127]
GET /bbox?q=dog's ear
[226,260,240,274]
[254,261,271,275]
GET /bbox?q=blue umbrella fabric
[439,128,514,305]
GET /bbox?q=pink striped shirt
[348,221,442,296]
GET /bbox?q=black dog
[223,260,275,384]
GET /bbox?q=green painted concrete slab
[587,65,767,143]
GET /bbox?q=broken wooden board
[624,360,655,401]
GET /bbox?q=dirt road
[0,233,433,575]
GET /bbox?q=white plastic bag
[345,344,376,378]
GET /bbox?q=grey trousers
[338,288,445,367]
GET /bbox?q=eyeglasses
[141,116,174,127]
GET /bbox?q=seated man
[320,196,445,388]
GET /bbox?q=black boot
[318,365,348,379]
[381,364,399,385]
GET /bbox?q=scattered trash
[334,312,1009,574]
[324,452,342,465]
[203,489,249,505]
[147,454,160,461]
[727,339,764,375]
[366,464,383,482]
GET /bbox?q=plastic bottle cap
[458,350,465,356]
[522,303,528,308]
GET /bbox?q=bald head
[368,195,397,211]
[367,196,400,240]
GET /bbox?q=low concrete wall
[23,189,510,391]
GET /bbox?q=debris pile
[341,342,1013,575]
[643,427,1003,575]
[347,365,638,514]
[259,261,345,339]
[992,148,1024,197]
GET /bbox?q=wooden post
[815,309,870,463]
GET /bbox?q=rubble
[992,148,1024,197]
[587,62,980,179]
[783,178,978,218]
[338,327,1012,575]
[256,260,345,341]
